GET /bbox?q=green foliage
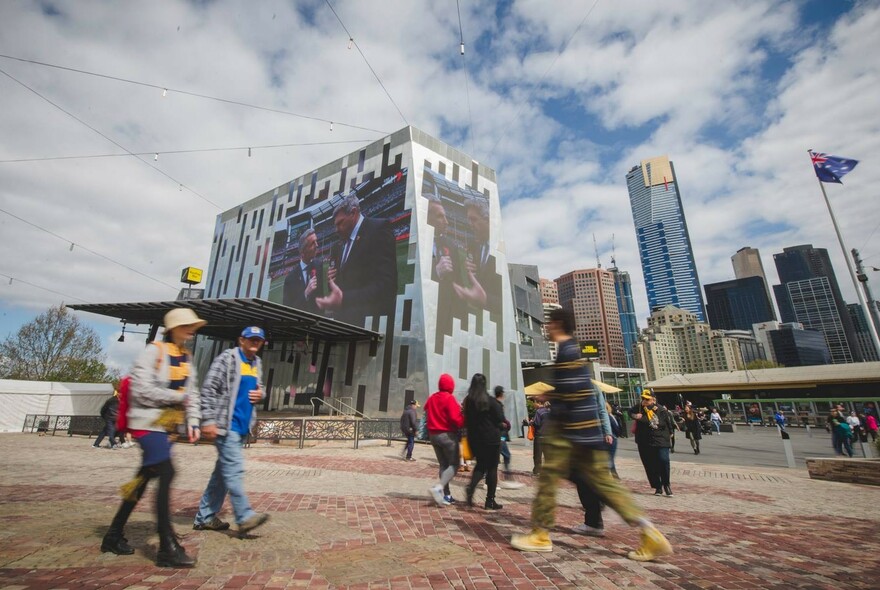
[746,359,784,370]
[0,305,117,383]
[526,396,537,418]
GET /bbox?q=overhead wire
[323,0,409,126]
[0,53,389,135]
[0,139,376,164]
[0,205,181,292]
[0,66,223,210]
[457,0,475,156]
[486,0,602,161]
[0,272,90,304]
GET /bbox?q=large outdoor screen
[422,167,502,354]
[268,168,411,327]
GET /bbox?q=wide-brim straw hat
[164,308,207,331]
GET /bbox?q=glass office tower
[625,156,706,321]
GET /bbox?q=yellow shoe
[627,526,673,562]
[511,529,553,552]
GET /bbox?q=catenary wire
[486,0,601,160]
[0,139,375,164]
[0,53,389,135]
[457,0,475,156]
[0,66,222,210]
[0,272,90,304]
[0,206,180,292]
[323,0,409,126]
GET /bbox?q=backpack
[116,342,167,435]
[116,376,132,434]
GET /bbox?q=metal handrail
[310,396,372,419]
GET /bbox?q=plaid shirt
[547,337,604,448]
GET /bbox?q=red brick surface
[1,434,879,589]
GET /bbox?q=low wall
[806,457,880,486]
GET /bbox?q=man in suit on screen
[317,194,397,326]
[282,228,321,314]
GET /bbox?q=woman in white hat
[100,308,205,568]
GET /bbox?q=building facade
[609,266,639,368]
[555,269,627,367]
[539,278,559,305]
[773,244,861,363]
[704,276,775,331]
[625,155,706,321]
[768,324,832,367]
[200,126,525,424]
[634,305,743,381]
[731,246,776,320]
[848,303,880,362]
[508,264,550,363]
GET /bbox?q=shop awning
[524,380,622,396]
[68,298,381,343]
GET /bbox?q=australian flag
[810,150,859,184]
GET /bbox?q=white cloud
[1,0,879,370]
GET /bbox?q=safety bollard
[780,430,796,468]
[749,423,754,434]
[806,424,812,438]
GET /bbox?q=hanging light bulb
[162,88,167,97]
[460,42,465,56]
[179,184,183,191]
[348,37,353,49]
[7,277,12,285]
[329,121,334,131]
[69,243,74,251]
[154,153,159,161]
[248,147,252,157]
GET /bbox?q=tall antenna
[593,233,601,269]
[610,233,617,268]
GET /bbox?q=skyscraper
[847,303,880,362]
[609,266,639,368]
[704,276,775,331]
[773,244,862,363]
[625,155,706,321]
[731,246,776,320]
[555,268,627,367]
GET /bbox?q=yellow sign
[581,343,599,355]
[180,267,203,285]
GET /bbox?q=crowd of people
[827,403,878,457]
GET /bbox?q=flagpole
[810,149,880,358]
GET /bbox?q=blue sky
[1,0,879,371]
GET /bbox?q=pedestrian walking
[93,391,121,449]
[829,407,854,457]
[633,393,676,497]
[710,408,723,434]
[683,405,702,455]
[866,413,878,442]
[494,386,512,476]
[630,392,661,492]
[614,404,628,438]
[531,401,551,474]
[400,400,419,460]
[463,374,505,510]
[424,373,464,506]
[774,410,787,432]
[605,401,621,479]
[510,308,672,561]
[847,411,863,443]
[192,326,271,538]
[100,308,204,567]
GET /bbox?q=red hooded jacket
[424,374,464,434]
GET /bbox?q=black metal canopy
[68,298,380,343]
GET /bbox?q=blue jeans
[94,418,116,447]
[500,440,511,471]
[655,447,671,487]
[404,434,415,458]
[194,430,256,526]
[712,420,721,434]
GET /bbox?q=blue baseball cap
[240,326,266,340]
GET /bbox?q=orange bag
[527,424,535,441]
[460,437,473,461]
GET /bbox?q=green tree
[746,359,783,370]
[0,305,118,383]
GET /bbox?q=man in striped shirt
[511,308,672,561]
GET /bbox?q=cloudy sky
[1,0,878,371]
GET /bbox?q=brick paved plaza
[1,432,878,589]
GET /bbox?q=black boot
[156,533,196,568]
[465,484,475,507]
[101,531,134,555]
[484,498,503,510]
[663,485,673,497]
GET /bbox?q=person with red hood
[423,373,464,506]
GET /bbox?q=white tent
[0,379,112,433]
